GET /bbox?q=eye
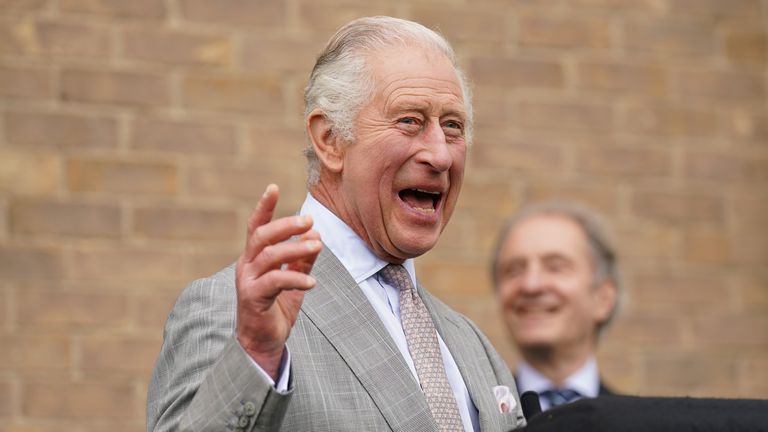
[444,120,462,129]
[442,119,464,137]
[399,117,419,125]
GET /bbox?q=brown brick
[0,246,62,281]
[666,0,763,23]
[608,313,684,349]
[80,336,160,375]
[615,225,680,260]
[69,248,189,283]
[181,73,283,113]
[692,314,768,348]
[518,16,612,49]
[623,21,716,56]
[470,58,563,89]
[736,276,768,310]
[185,160,305,209]
[724,31,767,63]
[644,354,740,396]
[60,0,166,19]
[241,37,323,74]
[298,2,396,32]
[0,151,61,195]
[471,85,509,127]
[133,206,238,241]
[131,117,237,155]
[456,178,517,213]
[6,111,118,150]
[0,335,70,371]
[577,61,667,95]
[61,69,169,107]
[731,227,768,265]
[519,101,613,133]
[10,199,121,237]
[631,274,729,314]
[677,69,765,101]
[631,191,723,224]
[683,228,730,263]
[23,380,135,420]
[728,111,768,142]
[180,0,284,26]
[245,126,305,159]
[123,28,232,66]
[419,261,489,296]
[685,151,768,183]
[0,377,10,416]
[0,0,47,11]
[17,289,130,328]
[743,357,768,394]
[0,19,111,58]
[570,0,667,13]
[0,66,51,100]
[187,252,237,281]
[411,7,505,43]
[728,194,768,232]
[66,158,177,195]
[472,135,564,174]
[525,183,620,215]
[621,103,718,137]
[136,292,180,328]
[577,146,671,177]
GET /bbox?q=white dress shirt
[515,358,601,411]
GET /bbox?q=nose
[417,121,452,172]
[519,267,545,294]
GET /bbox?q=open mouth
[398,188,442,214]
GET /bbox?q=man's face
[338,45,467,262]
[495,214,613,354]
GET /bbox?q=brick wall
[1,1,766,430]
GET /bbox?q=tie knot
[540,388,581,407]
[378,264,413,293]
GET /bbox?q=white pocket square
[493,385,517,414]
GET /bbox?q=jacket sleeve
[146,267,293,432]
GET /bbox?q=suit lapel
[420,285,501,432]
[299,247,437,431]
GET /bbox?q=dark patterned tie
[539,388,582,408]
[379,264,464,431]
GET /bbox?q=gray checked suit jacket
[147,247,526,431]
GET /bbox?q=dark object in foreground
[521,395,768,432]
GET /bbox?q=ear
[307,109,344,174]
[593,279,618,325]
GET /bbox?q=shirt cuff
[250,347,292,393]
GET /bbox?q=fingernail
[296,215,311,227]
[263,183,276,197]
[306,240,321,250]
[306,275,316,286]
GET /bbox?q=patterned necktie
[539,388,582,409]
[379,264,464,431]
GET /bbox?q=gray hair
[303,16,474,185]
[490,201,622,332]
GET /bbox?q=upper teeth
[415,189,440,195]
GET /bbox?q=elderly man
[491,202,620,412]
[147,16,524,432]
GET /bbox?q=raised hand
[235,184,322,379]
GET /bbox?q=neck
[521,341,595,386]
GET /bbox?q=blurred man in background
[491,201,621,411]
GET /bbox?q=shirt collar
[516,357,600,398]
[299,193,417,285]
